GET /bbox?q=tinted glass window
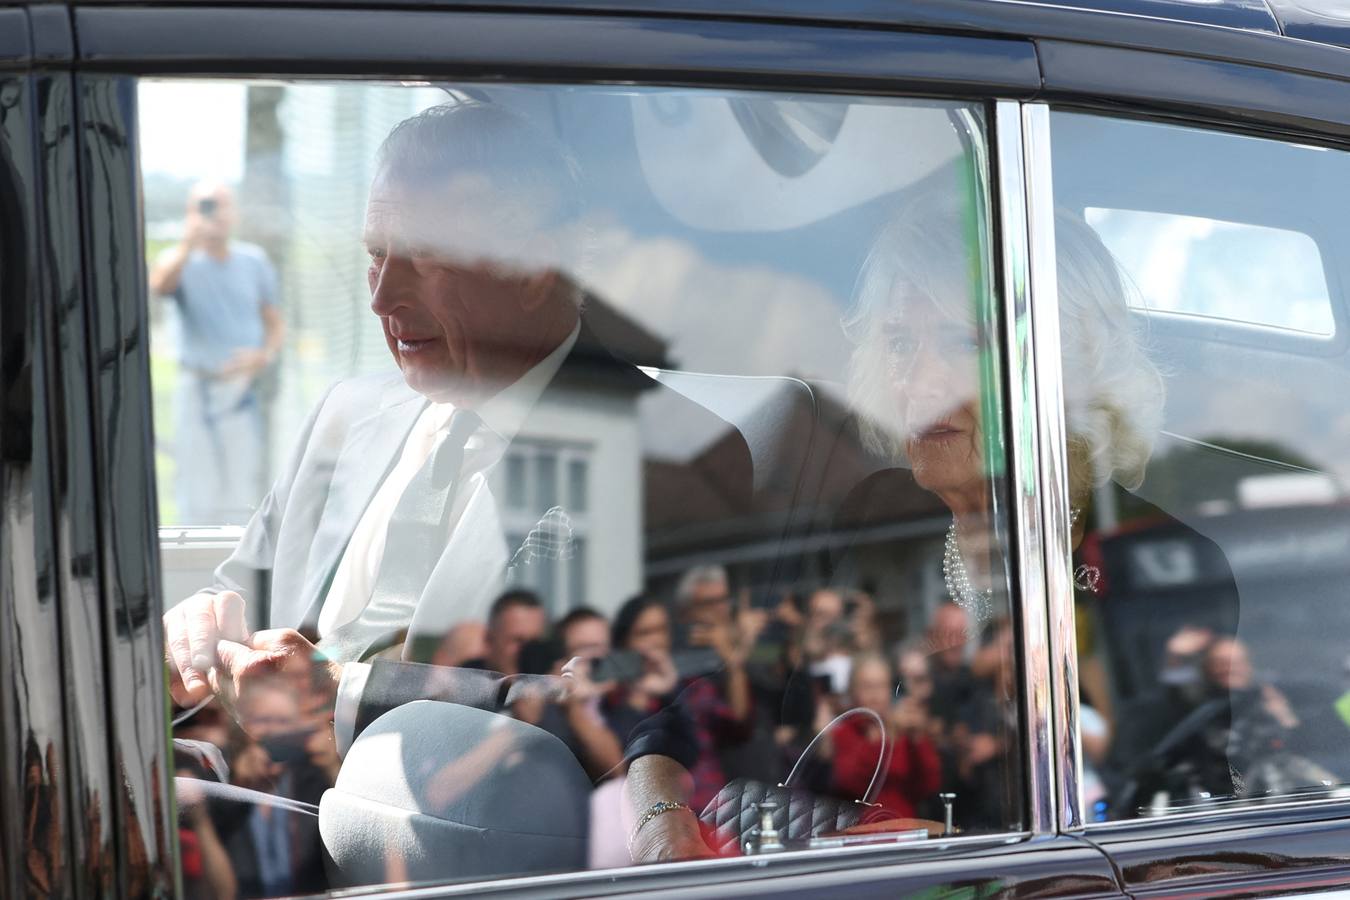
[147,79,1019,893]
[1086,207,1334,335]
[1051,110,1350,821]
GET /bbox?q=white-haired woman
[841,188,1242,819]
[842,194,1164,596]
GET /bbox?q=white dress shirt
[328,323,579,755]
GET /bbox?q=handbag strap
[784,707,894,806]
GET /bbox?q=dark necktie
[318,408,482,662]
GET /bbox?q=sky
[138,80,247,181]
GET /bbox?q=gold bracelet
[628,800,691,857]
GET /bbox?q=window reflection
[150,82,1017,896]
[1053,110,1350,821]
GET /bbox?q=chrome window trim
[994,99,1055,837]
[997,100,1083,836]
[319,832,1031,899]
[1088,794,1350,836]
[1024,102,1085,833]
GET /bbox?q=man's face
[486,604,547,675]
[563,617,609,660]
[364,171,560,406]
[807,590,844,630]
[189,184,238,240]
[236,684,300,740]
[685,580,732,627]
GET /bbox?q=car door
[1,5,165,897]
[9,2,1146,897]
[1031,31,1350,899]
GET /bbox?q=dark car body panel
[6,0,1350,896]
[1092,801,1350,897]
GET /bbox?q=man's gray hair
[376,101,584,225]
[675,564,730,607]
[375,101,593,300]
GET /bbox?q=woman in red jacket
[828,653,943,818]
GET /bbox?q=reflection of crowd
[499,571,1022,832]
[1091,622,1320,816]
[173,560,1034,896]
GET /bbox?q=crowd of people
[173,559,1038,896]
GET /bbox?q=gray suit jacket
[208,319,754,745]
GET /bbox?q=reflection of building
[642,379,950,641]
[494,299,672,615]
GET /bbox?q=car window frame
[66,5,1075,896]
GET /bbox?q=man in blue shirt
[150,182,285,524]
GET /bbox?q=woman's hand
[889,695,927,737]
[625,755,713,863]
[560,656,615,706]
[629,808,714,864]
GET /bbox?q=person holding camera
[149,181,285,524]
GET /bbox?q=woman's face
[627,604,672,656]
[849,659,894,717]
[897,651,933,704]
[884,299,984,495]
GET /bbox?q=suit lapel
[292,385,426,631]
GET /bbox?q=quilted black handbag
[698,708,893,855]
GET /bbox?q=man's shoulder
[307,371,417,431]
[229,240,270,260]
[228,241,276,272]
[324,370,415,409]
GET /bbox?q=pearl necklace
[943,509,1082,624]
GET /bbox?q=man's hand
[1262,684,1300,730]
[213,626,342,739]
[183,212,212,250]
[213,629,342,730]
[219,347,271,380]
[164,590,249,707]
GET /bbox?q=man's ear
[520,268,562,312]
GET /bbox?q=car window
[1085,207,1334,336]
[1050,109,1350,822]
[144,78,1020,893]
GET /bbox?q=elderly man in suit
[163,101,749,760]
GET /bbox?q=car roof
[14,0,1350,71]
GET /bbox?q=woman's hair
[1054,211,1165,502]
[611,594,667,650]
[843,185,1164,502]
